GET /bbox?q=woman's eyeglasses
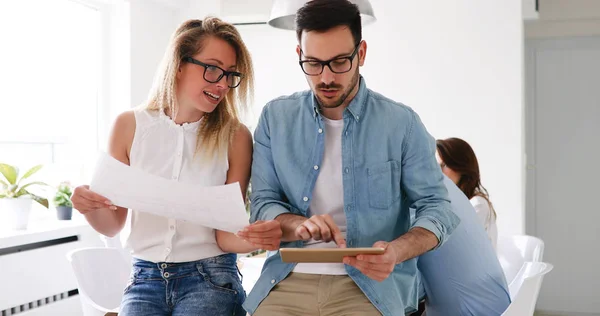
[182,57,243,88]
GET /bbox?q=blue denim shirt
[243,77,460,315]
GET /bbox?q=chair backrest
[502,262,553,316]
[99,233,132,267]
[497,235,544,285]
[100,234,124,249]
[66,247,130,315]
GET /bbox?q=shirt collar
[311,76,368,122]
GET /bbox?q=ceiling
[536,0,600,21]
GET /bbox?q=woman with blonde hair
[435,137,498,249]
[70,17,281,315]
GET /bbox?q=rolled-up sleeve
[250,104,293,222]
[401,110,460,248]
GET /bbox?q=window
[0,0,110,188]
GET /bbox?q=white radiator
[0,221,104,316]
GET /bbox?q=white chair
[100,233,124,250]
[100,233,133,267]
[67,247,130,316]
[238,256,267,293]
[497,235,544,285]
[501,262,553,316]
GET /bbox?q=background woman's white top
[470,196,498,249]
[122,109,229,263]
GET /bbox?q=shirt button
[318,128,323,134]
[164,272,170,278]
[345,131,348,136]
[345,168,349,174]
[303,197,309,202]
[313,165,319,170]
[172,175,177,180]
[177,152,182,156]
[271,279,276,284]
[356,116,360,120]
[161,263,167,269]
[170,225,175,230]
[165,248,171,253]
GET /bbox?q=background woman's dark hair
[295,0,362,46]
[436,137,496,219]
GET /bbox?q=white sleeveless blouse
[122,109,229,263]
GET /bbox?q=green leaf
[18,181,48,193]
[18,165,43,184]
[0,163,18,185]
[54,191,68,200]
[53,191,72,207]
[56,183,73,197]
[0,179,7,190]
[29,194,49,208]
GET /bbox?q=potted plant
[0,163,49,230]
[53,182,73,220]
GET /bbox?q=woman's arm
[72,111,134,237]
[216,124,259,253]
[215,124,282,253]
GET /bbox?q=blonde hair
[145,17,254,160]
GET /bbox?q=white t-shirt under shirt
[470,196,498,250]
[293,116,348,275]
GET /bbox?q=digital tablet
[279,247,386,263]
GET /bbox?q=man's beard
[315,68,360,109]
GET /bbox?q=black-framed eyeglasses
[182,57,243,88]
[299,42,360,76]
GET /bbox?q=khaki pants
[254,273,382,316]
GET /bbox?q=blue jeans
[120,253,246,316]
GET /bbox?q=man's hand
[343,241,398,282]
[295,214,346,247]
[236,220,283,251]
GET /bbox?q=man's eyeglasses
[182,57,243,88]
[299,42,361,76]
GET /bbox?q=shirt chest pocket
[367,160,401,209]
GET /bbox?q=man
[238,1,459,315]
[416,176,511,316]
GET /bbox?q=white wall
[234,24,306,129]
[128,0,179,107]
[179,0,221,22]
[363,1,524,236]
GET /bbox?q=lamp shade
[268,0,376,30]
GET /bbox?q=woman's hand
[71,185,116,214]
[237,220,283,251]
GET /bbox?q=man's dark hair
[295,0,362,46]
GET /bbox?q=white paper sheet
[89,152,249,233]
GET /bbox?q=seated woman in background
[435,137,498,249]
